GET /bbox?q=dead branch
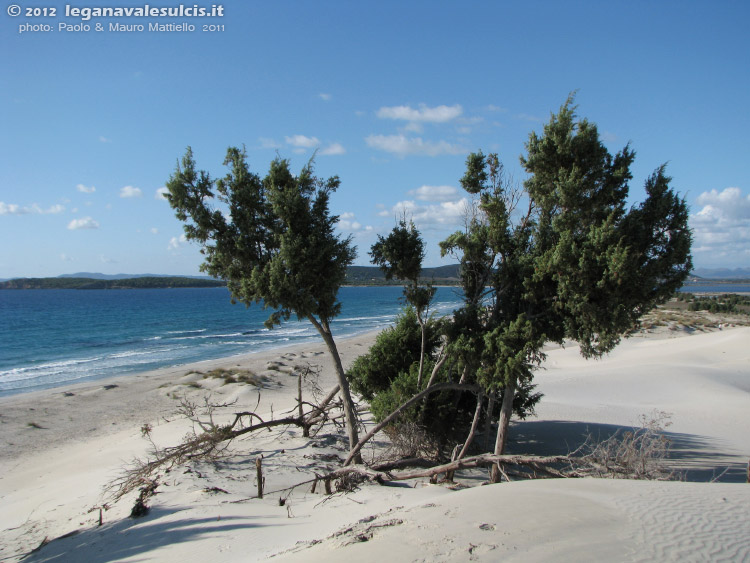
[307,453,572,490]
[446,391,484,481]
[576,411,677,481]
[385,453,570,481]
[423,344,449,391]
[343,382,482,466]
[108,394,341,501]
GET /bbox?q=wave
[0,356,103,383]
[0,286,463,396]
[334,314,394,323]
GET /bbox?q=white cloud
[99,136,111,143]
[696,187,750,220]
[486,104,507,112]
[0,202,64,215]
[401,122,424,134]
[409,185,459,202]
[67,217,100,230]
[320,143,346,156]
[386,198,470,229]
[365,134,465,157]
[516,113,543,122]
[60,253,73,262]
[168,234,188,250]
[1,202,30,214]
[77,183,96,193]
[691,187,750,265]
[377,104,463,123]
[337,212,369,232]
[285,135,320,149]
[150,227,159,234]
[258,137,281,149]
[319,93,332,101]
[120,186,142,198]
[155,187,169,200]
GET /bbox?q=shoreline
[0,327,382,400]
[0,329,380,462]
[1,322,749,561]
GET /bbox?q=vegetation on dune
[110,96,696,509]
[679,293,750,315]
[349,94,691,483]
[165,148,362,461]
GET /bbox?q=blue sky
[2,0,749,278]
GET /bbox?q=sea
[1,283,746,398]
[0,286,464,397]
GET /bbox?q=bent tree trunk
[490,374,517,483]
[308,315,361,464]
[416,313,427,388]
[344,382,482,466]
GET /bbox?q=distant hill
[0,277,225,290]
[56,272,214,280]
[2,265,463,289]
[345,264,461,285]
[691,267,750,280]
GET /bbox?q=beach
[1,320,749,561]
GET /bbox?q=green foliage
[370,218,437,317]
[166,147,355,329]
[370,218,438,388]
[686,294,750,315]
[347,307,441,401]
[370,218,426,283]
[440,95,692,455]
[369,364,478,448]
[166,147,363,455]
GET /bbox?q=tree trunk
[423,345,448,390]
[490,374,517,483]
[307,315,361,464]
[446,392,484,481]
[457,392,484,461]
[484,393,495,451]
[344,382,482,466]
[416,314,426,388]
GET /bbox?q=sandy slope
[1,326,749,562]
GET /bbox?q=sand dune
[1,327,748,562]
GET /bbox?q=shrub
[347,307,442,401]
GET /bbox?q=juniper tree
[443,96,692,481]
[370,218,436,387]
[165,147,362,460]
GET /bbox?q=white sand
[1,326,749,562]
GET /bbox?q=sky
[1,0,749,278]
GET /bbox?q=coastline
[0,329,380,462]
[1,323,749,561]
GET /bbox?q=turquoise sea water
[1,283,744,397]
[0,286,464,397]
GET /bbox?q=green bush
[369,363,478,452]
[347,307,441,401]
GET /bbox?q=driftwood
[108,388,342,501]
[256,457,264,499]
[327,453,571,486]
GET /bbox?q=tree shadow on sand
[23,507,276,563]
[506,420,747,483]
